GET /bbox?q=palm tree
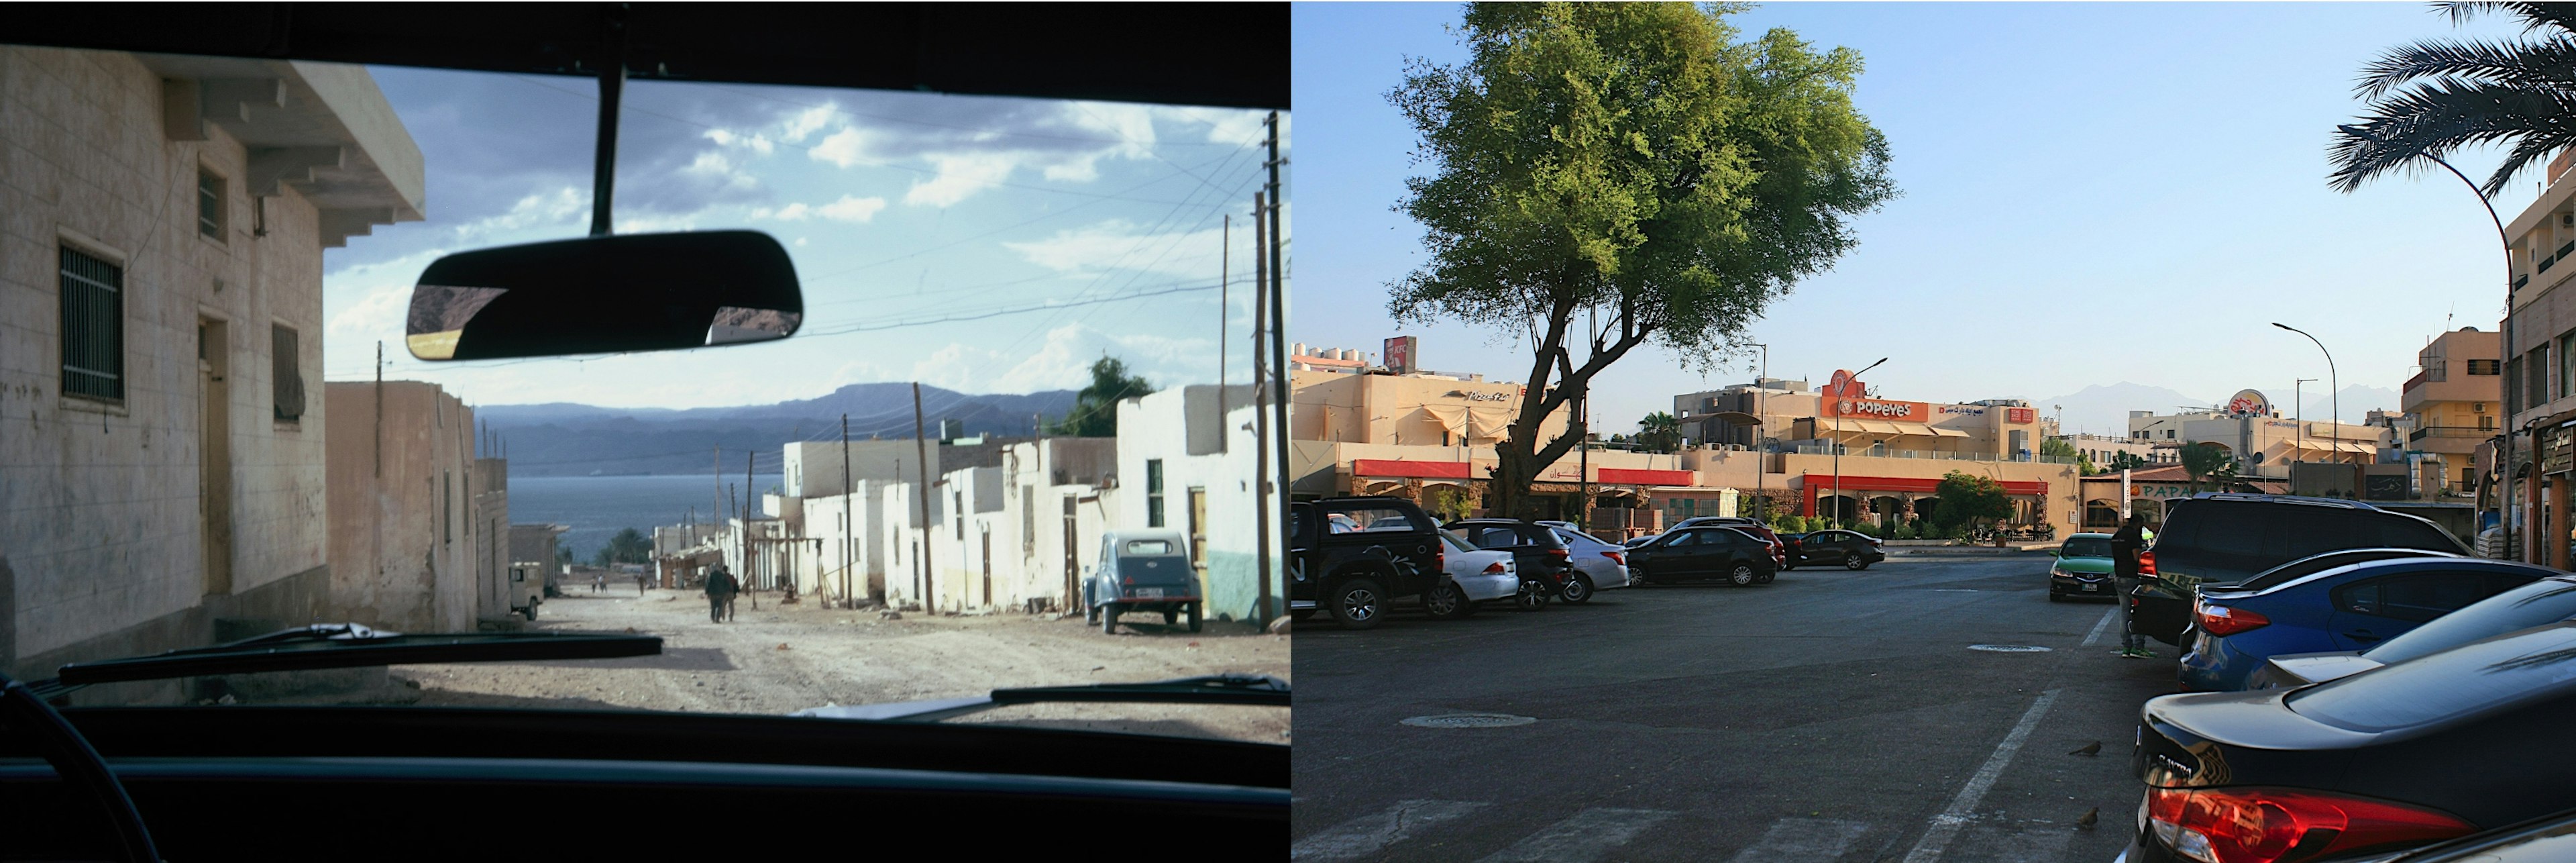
[2328,2,2576,197]
[1635,411,1683,454]
[2180,444,2238,493]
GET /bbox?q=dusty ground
[374,586,1289,744]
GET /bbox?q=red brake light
[2145,786,2473,863]
[1436,550,1444,572]
[1603,551,1624,566]
[1548,548,1570,560]
[2139,550,2157,576]
[1483,562,1507,574]
[2197,604,2270,638]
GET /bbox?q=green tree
[1044,355,1155,438]
[2107,450,2149,472]
[1387,3,1895,518]
[2330,2,2576,198]
[2039,436,2098,474]
[591,527,653,566]
[1635,411,1683,454]
[1929,471,2012,531]
[2180,444,2237,493]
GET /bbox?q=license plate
[1132,588,1165,598]
[2083,584,2100,592]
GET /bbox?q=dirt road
[386,587,1290,744]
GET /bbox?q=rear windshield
[1124,540,1177,556]
[2164,500,2465,568]
[2287,623,2576,732]
[1440,533,1478,553]
[2241,550,2452,592]
[2365,579,2576,665]
[1328,506,1422,534]
[2061,538,2112,558]
[1552,529,1608,550]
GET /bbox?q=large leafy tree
[2180,444,2239,493]
[1929,471,2012,531]
[1046,356,1156,438]
[1387,3,1895,517]
[592,527,653,566]
[2107,450,2150,472]
[2328,2,2576,197]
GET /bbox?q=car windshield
[2061,538,2113,558]
[18,46,1287,744]
[2365,579,2576,665]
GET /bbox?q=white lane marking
[1476,807,1676,863]
[1947,823,2076,863]
[1293,799,1490,862]
[2080,606,2117,647]
[1900,689,2063,863]
[1724,817,1872,863]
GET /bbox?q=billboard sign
[2224,389,2271,418]
[1383,336,1416,374]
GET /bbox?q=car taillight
[1436,551,1444,572]
[2139,550,2157,576]
[1603,551,1624,566]
[2144,786,2473,863]
[1548,548,1570,562]
[1483,562,1507,574]
[2198,604,2269,637]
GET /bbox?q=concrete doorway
[198,317,232,597]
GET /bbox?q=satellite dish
[1710,411,1762,425]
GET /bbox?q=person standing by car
[2110,513,2155,659]
[704,564,739,623]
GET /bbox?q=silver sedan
[1538,521,1633,601]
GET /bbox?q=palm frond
[2357,36,2576,100]
[2329,78,2576,196]
[2435,1,2576,36]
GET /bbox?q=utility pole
[1250,192,1275,626]
[1578,307,1592,529]
[912,381,934,612]
[746,450,757,609]
[1752,344,1766,519]
[1219,213,1230,450]
[841,413,853,607]
[1262,110,1288,623]
[373,340,382,477]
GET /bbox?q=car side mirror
[407,231,802,360]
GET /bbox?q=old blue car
[1083,529,1204,634]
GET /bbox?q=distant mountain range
[2038,382,2400,439]
[479,383,1079,476]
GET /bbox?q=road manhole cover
[1401,713,1536,729]
[1968,644,2052,653]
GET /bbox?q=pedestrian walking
[704,564,738,623]
[594,572,605,593]
[636,572,649,595]
[2109,513,2155,659]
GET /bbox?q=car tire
[1729,562,1758,587]
[522,604,538,622]
[1561,574,1594,605]
[1164,609,1179,625]
[1424,580,1473,620]
[1329,578,1387,629]
[1513,581,1547,611]
[1187,602,1204,633]
[1844,552,1866,570]
[1102,606,1120,635]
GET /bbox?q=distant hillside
[479,383,1080,476]
[2034,383,2214,438]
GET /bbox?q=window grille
[58,246,123,401]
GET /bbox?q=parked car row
[2106,493,2576,862]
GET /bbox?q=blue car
[2176,556,2556,691]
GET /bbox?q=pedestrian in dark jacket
[2108,514,2153,658]
[704,564,738,623]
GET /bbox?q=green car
[2047,533,2118,601]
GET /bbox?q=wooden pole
[1250,192,1273,627]
[914,382,934,612]
[1263,112,1287,623]
[746,450,758,608]
[841,413,853,607]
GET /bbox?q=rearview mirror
[407,231,802,361]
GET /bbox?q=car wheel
[1513,581,1547,611]
[1561,574,1594,605]
[522,604,538,622]
[1844,552,1866,570]
[1329,578,1386,630]
[1164,609,1179,625]
[1187,603,1204,633]
[1424,580,1472,620]
[1729,563,1758,587]
[1101,606,1120,635]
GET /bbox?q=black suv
[1441,519,1575,607]
[1288,497,1444,630]
[2129,493,2470,645]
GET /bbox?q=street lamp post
[2275,323,2339,475]
[2340,123,2518,558]
[1752,344,1768,519]
[1833,357,1888,530]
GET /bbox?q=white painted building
[1116,385,1281,623]
[0,48,419,696]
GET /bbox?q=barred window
[197,168,225,240]
[272,323,305,421]
[2469,359,2502,375]
[59,245,124,402]
[1146,459,1166,527]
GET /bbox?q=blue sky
[1293,1,2536,436]
[318,69,1282,412]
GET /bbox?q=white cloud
[680,151,759,193]
[702,128,775,156]
[794,237,808,247]
[1003,219,1226,278]
[816,195,888,222]
[810,127,875,168]
[781,103,836,143]
[449,187,585,244]
[905,154,1016,207]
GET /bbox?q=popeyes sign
[1820,370,1929,423]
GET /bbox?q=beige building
[324,382,511,631]
[2497,150,2576,565]
[2059,433,2169,466]
[2125,405,2378,478]
[0,48,419,696]
[2401,327,2502,495]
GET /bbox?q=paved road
[1290,556,2175,863]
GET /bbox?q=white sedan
[1425,531,1519,619]
[1537,521,1635,601]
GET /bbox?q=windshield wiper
[791,674,1289,723]
[31,624,661,698]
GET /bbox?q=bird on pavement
[2069,741,2101,756]
[2078,807,2099,829]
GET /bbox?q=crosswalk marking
[1725,817,1873,863]
[1293,799,1491,862]
[1475,807,1676,863]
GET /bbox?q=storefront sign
[2226,389,2271,418]
[1822,396,1929,423]
[2545,426,2575,475]
[1939,405,1986,416]
[1383,336,1417,374]
[1446,390,1511,402]
[2007,407,2036,425]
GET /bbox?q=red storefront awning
[1350,458,1474,479]
[1798,474,2050,496]
[1598,468,1695,486]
